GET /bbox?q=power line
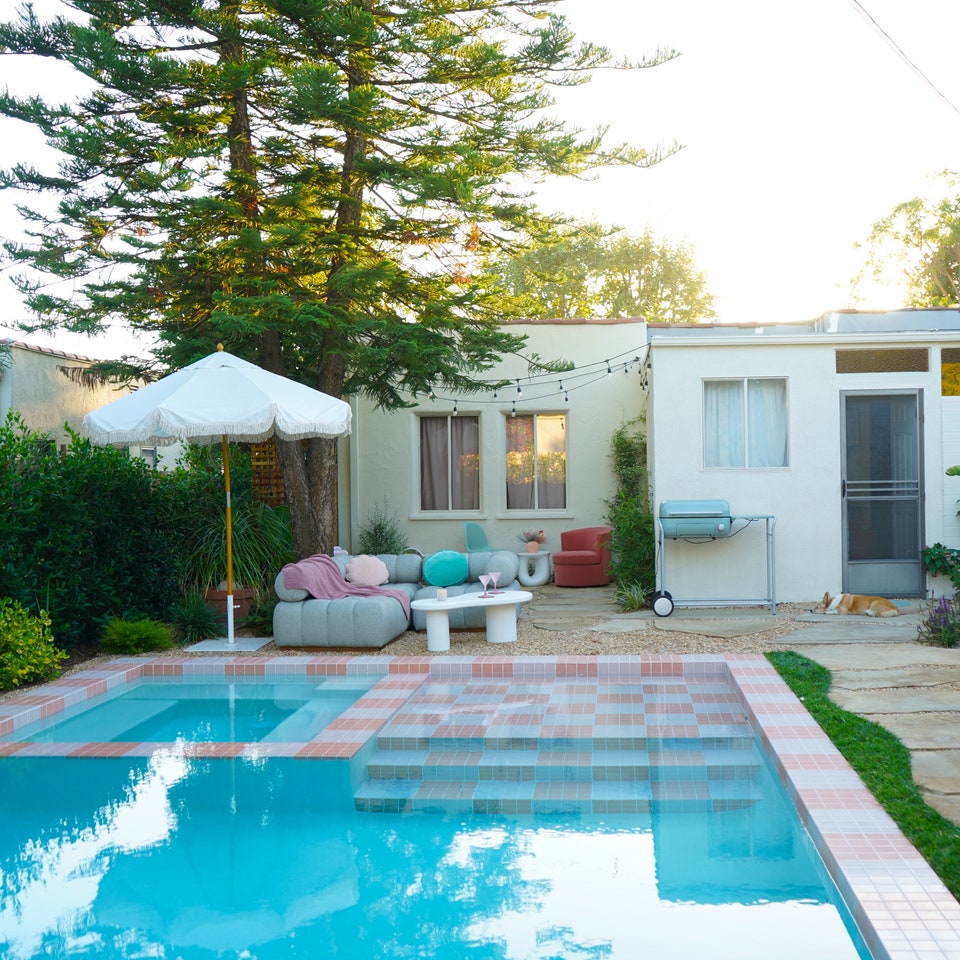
[847,0,960,121]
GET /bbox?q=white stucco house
[646,308,960,606]
[0,339,167,464]
[340,317,648,558]
[341,307,960,606]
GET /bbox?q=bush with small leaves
[0,598,67,690]
[101,617,175,654]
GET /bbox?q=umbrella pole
[222,435,236,645]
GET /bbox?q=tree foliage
[489,222,715,322]
[0,0,677,555]
[855,172,960,307]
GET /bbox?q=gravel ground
[2,600,820,701]
[359,602,815,657]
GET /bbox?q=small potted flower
[518,529,547,553]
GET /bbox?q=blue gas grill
[653,500,777,617]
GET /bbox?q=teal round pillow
[422,550,469,587]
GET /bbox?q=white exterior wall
[344,319,647,556]
[649,333,955,605]
[0,342,134,449]
[937,389,960,594]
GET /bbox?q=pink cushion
[345,555,389,587]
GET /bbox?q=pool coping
[1,653,959,960]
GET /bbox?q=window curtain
[420,415,480,510]
[451,415,480,510]
[420,416,449,510]
[703,381,745,467]
[747,379,788,467]
[506,415,535,509]
[536,415,567,508]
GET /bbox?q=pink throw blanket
[281,554,411,618]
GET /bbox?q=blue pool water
[1,677,375,744]
[0,752,872,959]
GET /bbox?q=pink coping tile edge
[724,656,960,960]
[3,653,959,958]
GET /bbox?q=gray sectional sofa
[272,550,522,649]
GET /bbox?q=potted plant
[517,529,547,553]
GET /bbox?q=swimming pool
[0,676,376,744]
[1,655,958,959]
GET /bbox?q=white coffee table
[515,550,552,586]
[411,590,533,652]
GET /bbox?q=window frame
[702,377,789,469]
[417,413,481,512]
[504,412,567,511]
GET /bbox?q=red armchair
[552,526,613,587]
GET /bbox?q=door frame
[840,388,925,597]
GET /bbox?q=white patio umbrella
[82,345,351,644]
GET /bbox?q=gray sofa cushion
[272,552,424,649]
[411,551,523,631]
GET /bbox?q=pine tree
[0,0,675,555]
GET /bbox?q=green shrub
[169,592,224,645]
[916,597,960,647]
[605,421,656,599]
[0,417,291,649]
[357,498,407,555]
[0,414,183,647]
[0,598,67,690]
[101,617,175,654]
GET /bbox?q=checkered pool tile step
[354,676,764,814]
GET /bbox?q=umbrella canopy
[82,348,351,446]
[82,347,352,643]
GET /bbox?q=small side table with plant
[517,529,547,553]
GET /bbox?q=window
[703,378,788,468]
[942,348,960,396]
[836,348,928,374]
[419,415,479,510]
[505,414,566,509]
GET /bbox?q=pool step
[353,676,761,814]
[354,743,764,814]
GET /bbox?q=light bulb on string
[516,379,522,396]
[511,401,516,417]
[606,360,612,377]
[452,400,458,416]
[493,388,499,400]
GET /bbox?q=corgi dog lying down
[816,592,900,617]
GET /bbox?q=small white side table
[515,550,552,587]
[411,591,533,651]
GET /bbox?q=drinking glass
[488,570,501,594]
[478,574,491,598]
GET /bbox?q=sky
[1,0,960,360]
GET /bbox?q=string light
[416,344,648,406]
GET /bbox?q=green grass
[767,650,960,899]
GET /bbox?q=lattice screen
[250,439,286,507]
